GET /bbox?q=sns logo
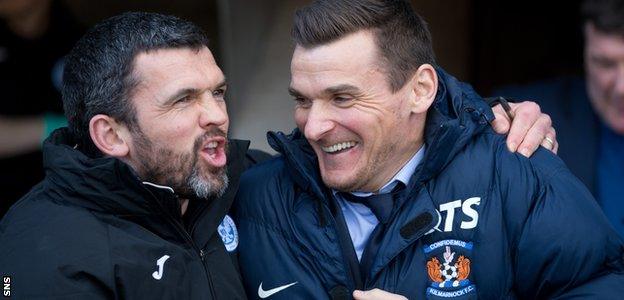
[438,197,480,232]
[3,276,10,297]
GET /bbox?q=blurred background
[0,0,593,216]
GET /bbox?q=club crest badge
[218,215,238,252]
[424,239,476,299]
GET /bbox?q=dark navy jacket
[235,70,624,299]
[497,76,624,247]
[496,77,599,195]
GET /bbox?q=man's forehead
[585,23,624,45]
[133,47,224,82]
[132,47,224,91]
[133,47,217,74]
[585,32,624,62]
[290,30,386,94]
[291,30,381,72]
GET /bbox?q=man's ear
[407,63,438,114]
[89,114,131,158]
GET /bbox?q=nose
[303,102,334,141]
[198,95,229,129]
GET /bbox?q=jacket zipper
[322,196,363,292]
[183,200,218,299]
[171,217,217,299]
[186,200,209,239]
[146,190,217,299]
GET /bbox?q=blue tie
[339,183,405,223]
[339,183,406,281]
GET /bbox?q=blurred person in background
[498,0,624,237]
[0,0,83,217]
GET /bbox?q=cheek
[338,109,386,138]
[148,119,198,150]
[588,67,615,92]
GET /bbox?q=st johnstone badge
[218,215,239,252]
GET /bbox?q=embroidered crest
[218,215,239,252]
[424,240,476,299]
[427,246,471,286]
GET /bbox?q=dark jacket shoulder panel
[1,188,114,298]
[237,157,292,223]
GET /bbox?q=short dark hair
[292,0,435,92]
[582,0,624,35]
[62,12,209,155]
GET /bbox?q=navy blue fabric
[598,123,624,237]
[495,77,598,194]
[235,70,624,299]
[340,183,406,284]
[496,77,624,236]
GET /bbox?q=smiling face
[290,30,430,192]
[126,46,230,199]
[585,23,624,134]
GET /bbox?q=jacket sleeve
[511,154,624,298]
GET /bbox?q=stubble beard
[320,143,397,193]
[187,161,229,199]
[132,127,229,200]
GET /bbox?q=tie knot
[339,182,405,223]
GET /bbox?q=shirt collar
[333,144,426,197]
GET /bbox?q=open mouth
[321,141,358,154]
[200,137,227,168]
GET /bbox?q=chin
[321,172,359,192]
[610,123,624,135]
[603,112,624,135]
[187,165,229,199]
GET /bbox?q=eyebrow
[288,87,302,97]
[589,54,614,62]
[288,84,361,98]
[324,84,361,95]
[213,80,228,92]
[164,79,227,104]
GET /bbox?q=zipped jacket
[0,128,249,299]
[234,69,624,299]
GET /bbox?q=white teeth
[206,141,218,149]
[321,141,357,153]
